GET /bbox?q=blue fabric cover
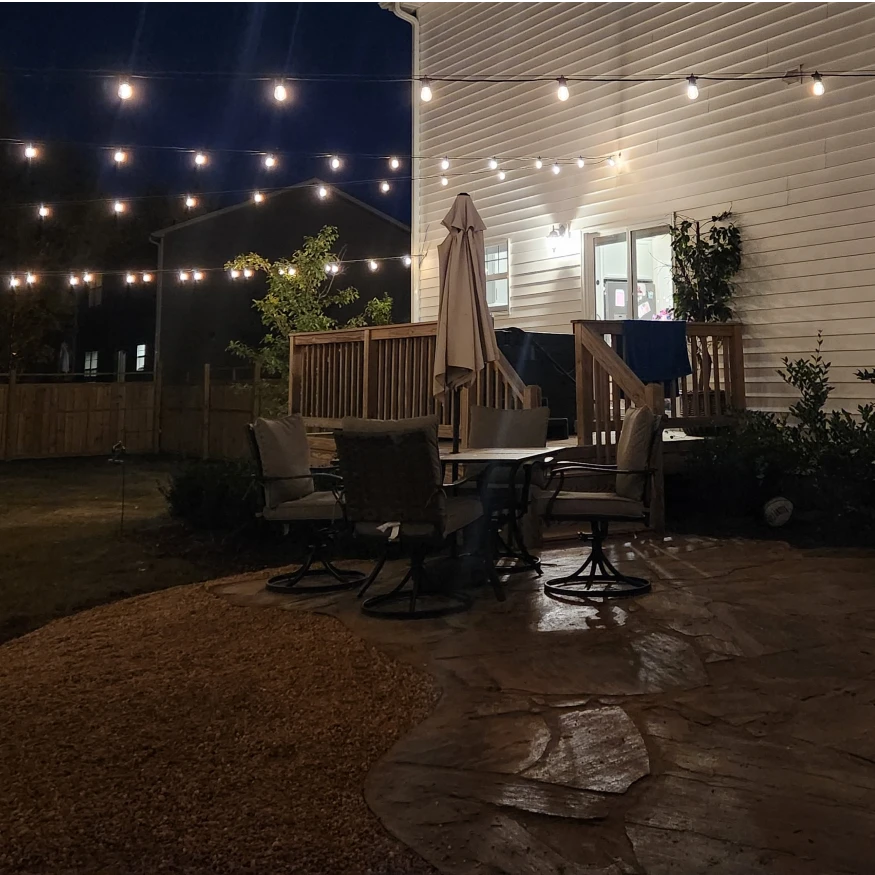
[622,320,692,384]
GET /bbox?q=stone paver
[208,534,875,874]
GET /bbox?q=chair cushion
[262,490,342,522]
[539,491,644,519]
[354,496,482,542]
[253,414,313,506]
[615,406,656,500]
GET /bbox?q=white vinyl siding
[415,1,875,411]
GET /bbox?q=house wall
[415,1,875,410]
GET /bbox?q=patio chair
[248,414,366,594]
[334,415,500,619]
[539,406,660,599]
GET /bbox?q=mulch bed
[0,584,438,874]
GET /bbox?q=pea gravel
[0,584,439,874]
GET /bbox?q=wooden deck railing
[288,322,542,443]
[573,320,746,460]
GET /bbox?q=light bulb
[194,152,207,166]
[24,144,38,160]
[440,176,449,186]
[329,155,341,170]
[185,195,197,209]
[812,72,825,96]
[38,205,50,218]
[534,157,543,169]
[118,80,133,100]
[69,275,80,286]
[440,157,450,170]
[278,267,286,275]
[498,169,506,181]
[389,156,400,170]
[25,273,36,285]
[687,75,699,100]
[420,78,432,102]
[113,201,126,214]
[193,270,203,282]
[368,259,379,272]
[403,255,412,267]
[142,273,153,283]
[325,263,338,275]
[178,271,190,282]
[9,276,20,288]
[380,180,391,193]
[113,150,127,164]
[488,158,498,170]
[552,162,561,175]
[83,272,93,284]
[264,154,277,169]
[287,266,297,276]
[229,269,240,279]
[607,155,616,167]
[317,185,328,199]
[253,191,265,204]
[273,82,287,102]
[577,156,585,168]
[557,77,569,101]
[243,268,253,278]
[125,273,136,284]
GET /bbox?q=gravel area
[0,584,439,874]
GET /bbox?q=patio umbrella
[433,192,499,453]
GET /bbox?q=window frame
[135,343,147,372]
[484,239,510,313]
[84,350,99,378]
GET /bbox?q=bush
[686,333,875,541]
[162,459,258,530]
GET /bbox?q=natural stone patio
[210,534,875,874]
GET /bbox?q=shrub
[162,459,258,530]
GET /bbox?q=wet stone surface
[209,534,875,874]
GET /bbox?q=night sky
[1,2,413,223]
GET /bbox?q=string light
[243,268,253,278]
[252,191,265,203]
[194,152,208,167]
[325,262,340,274]
[329,155,342,170]
[142,272,153,282]
[113,149,127,164]
[552,161,561,175]
[497,169,506,180]
[113,200,126,214]
[38,205,50,218]
[69,275,80,286]
[534,157,543,169]
[379,180,391,193]
[229,269,240,279]
[82,272,93,283]
[263,154,277,169]
[368,259,379,272]
[118,80,133,100]
[24,143,38,160]
[440,157,450,170]
[125,273,136,284]
[9,276,21,288]
[488,158,498,170]
[577,156,585,168]
[607,155,616,167]
[273,82,288,102]
[403,256,412,267]
[26,273,36,285]
[687,75,699,100]
[193,270,204,282]
[440,176,449,186]
[287,266,297,276]
[812,71,825,96]
[184,195,197,209]
[557,77,570,101]
[178,271,190,282]
[317,185,328,199]
[389,156,400,170]
[420,77,433,102]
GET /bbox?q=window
[590,227,673,321]
[84,351,98,377]
[485,241,509,310]
[135,344,147,372]
[87,276,103,308]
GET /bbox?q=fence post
[729,324,747,410]
[115,351,126,446]
[152,360,162,454]
[3,371,16,460]
[202,363,211,460]
[361,328,378,418]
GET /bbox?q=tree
[0,285,70,373]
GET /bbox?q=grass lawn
[0,456,285,644]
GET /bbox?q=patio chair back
[335,416,446,535]
[615,406,659,501]
[248,414,314,509]
[468,405,550,449]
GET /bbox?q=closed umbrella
[433,193,499,452]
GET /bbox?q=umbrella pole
[452,389,461,481]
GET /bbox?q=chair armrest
[549,462,651,475]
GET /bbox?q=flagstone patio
[210,534,875,875]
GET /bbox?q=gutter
[385,2,421,322]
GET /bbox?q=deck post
[644,382,666,535]
[728,324,747,410]
[522,384,541,409]
[573,322,594,447]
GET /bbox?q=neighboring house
[387,1,875,411]
[152,181,411,382]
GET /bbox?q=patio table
[440,447,556,574]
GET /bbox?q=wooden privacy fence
[573,320,746,462]
[1,371,156,460]
[289,321,542,443]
